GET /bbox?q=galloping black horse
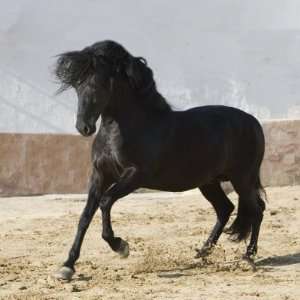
[54,40,266,280]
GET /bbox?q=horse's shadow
[256,252,300,267]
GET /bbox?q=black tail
[227,118,266,241]
[227,205,253,241]
[227,175,266,241]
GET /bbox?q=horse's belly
[142,168,214,192]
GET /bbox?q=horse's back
[159,105,265,187]
[177,105,260,128]
[174,105,264,145]
[183,105,265,179]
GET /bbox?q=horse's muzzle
[76,120,96,137]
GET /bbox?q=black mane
[55,49,94,94]
[55,40,171,112]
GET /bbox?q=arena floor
[0,186,299,299]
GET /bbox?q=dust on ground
[0,186,299,299]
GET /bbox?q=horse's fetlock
[102,231,114,242]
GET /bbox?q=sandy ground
[0,186,299,300]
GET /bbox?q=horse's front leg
[100,167,140,258]
[55,171,104,280]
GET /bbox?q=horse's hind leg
[245,194,265,258]
[195,182,234,258]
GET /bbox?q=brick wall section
[0,120,299,195]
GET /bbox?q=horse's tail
[227,174,266,241]
[227,118,266,241]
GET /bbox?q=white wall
[1,0,300,133]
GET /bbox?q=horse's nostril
[83,125,90,135]
[76,120,94,136]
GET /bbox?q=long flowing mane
[54,50,94,94]
[133,62,171,113]
[55,40,171,112]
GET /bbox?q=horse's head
[55,40,154,136]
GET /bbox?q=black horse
[54,40,266,280]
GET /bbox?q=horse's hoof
[242,255,257,271]
[53,266,75,281]
[117,239,130,258]
[194,246,213,259]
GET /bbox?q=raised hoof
[117,239,130,258]
[53,266,75,281]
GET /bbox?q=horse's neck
[102,99,142,125]
[102,93,170,129]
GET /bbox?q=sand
[0,186,299,299]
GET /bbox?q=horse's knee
[99,195,112,211]
[216,201,234,222]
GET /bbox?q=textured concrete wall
[0,120,299,196]
[262,120,300,186]
[0,134,91,195]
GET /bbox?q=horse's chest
[94,144,133,178]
